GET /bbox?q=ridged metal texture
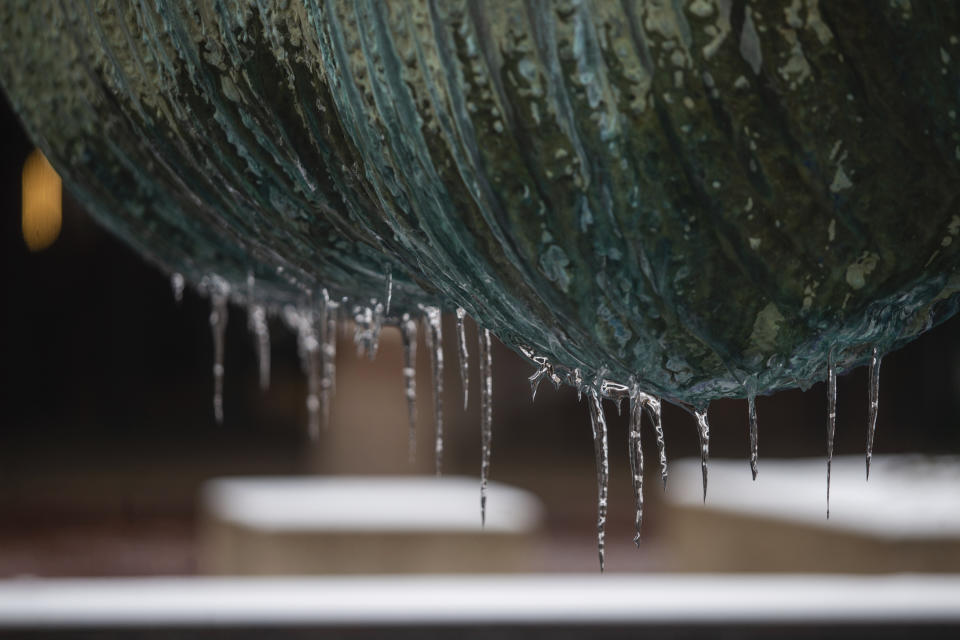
[2,0,960,405]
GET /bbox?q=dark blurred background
[3,91,960,578]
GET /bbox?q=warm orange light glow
[21,149,62,251]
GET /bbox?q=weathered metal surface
[2,1,960,404]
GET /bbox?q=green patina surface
[2,0,960,405]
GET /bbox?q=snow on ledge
[665,455,960,539]
[202,475,544,534]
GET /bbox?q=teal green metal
[3,1,960,405]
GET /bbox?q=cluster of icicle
[518,343,882,572]
[179,271,883,573]
[179,271,496,526]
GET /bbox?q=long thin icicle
[306,313,322,440]
[456,307,470,410]
[320,292,338,430]
[866,345,882,480]
[246,273,270,391]
[353,305,378,358]
[587,387,609,572]
[628,384,645,546]
[369,302,383,359]
[284,306,321,440]
[423,306,444,475]
[647,395,668,488]
[401,313,418,463]
[207,276,230,425]
[384,265,393,316]
[826,349,837,518]
[479,328,493,527]
[694,407,710,502]
[747,393,759,481]
[171,272,185,304]
[248,304,271,391]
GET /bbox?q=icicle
[171,272,185,304]
[423,306,444,475]
[866,345,881,480]
[339,298,351,341]
[283,306,321,440]
[747,393,759,481]
[384,265,393,316]
[479,328,493,527]
[826,349,837,518]
[401,313,418,463]
[599,379,628,406]
[549,368,563,390]
[248,304,271,391]
[306,319,322,440]
[369,301,383,359]
[628,384,645,546]
[246,273,270,391]
[320,291,338,429]
[694,407,710,502]
[528,357,550,402]
[573,368,584,402]
[353,302,383,360]
[586,387,609,572]
[456,307,470,410]
[638,393,667,488]
[651,401,668,488]
[353,306,373,357]
[207,276,230,425]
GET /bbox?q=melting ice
[479,328,493,527]
[422,306,444,475]
[205,275,230,425]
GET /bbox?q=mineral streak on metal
[747,393,759,481]
[587,387,610,572]
[400,313,418,463]
[320,292,339,430]
[694,408,711,502]
[206,276,230,425]
[826,349,838,518]
[422,306,444,475]
[866,346,882,480]
[170,273,185,305]
[628,383,645,546]
[478,327,494,527]
[246,273,270,391]
[456,307,470,410]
